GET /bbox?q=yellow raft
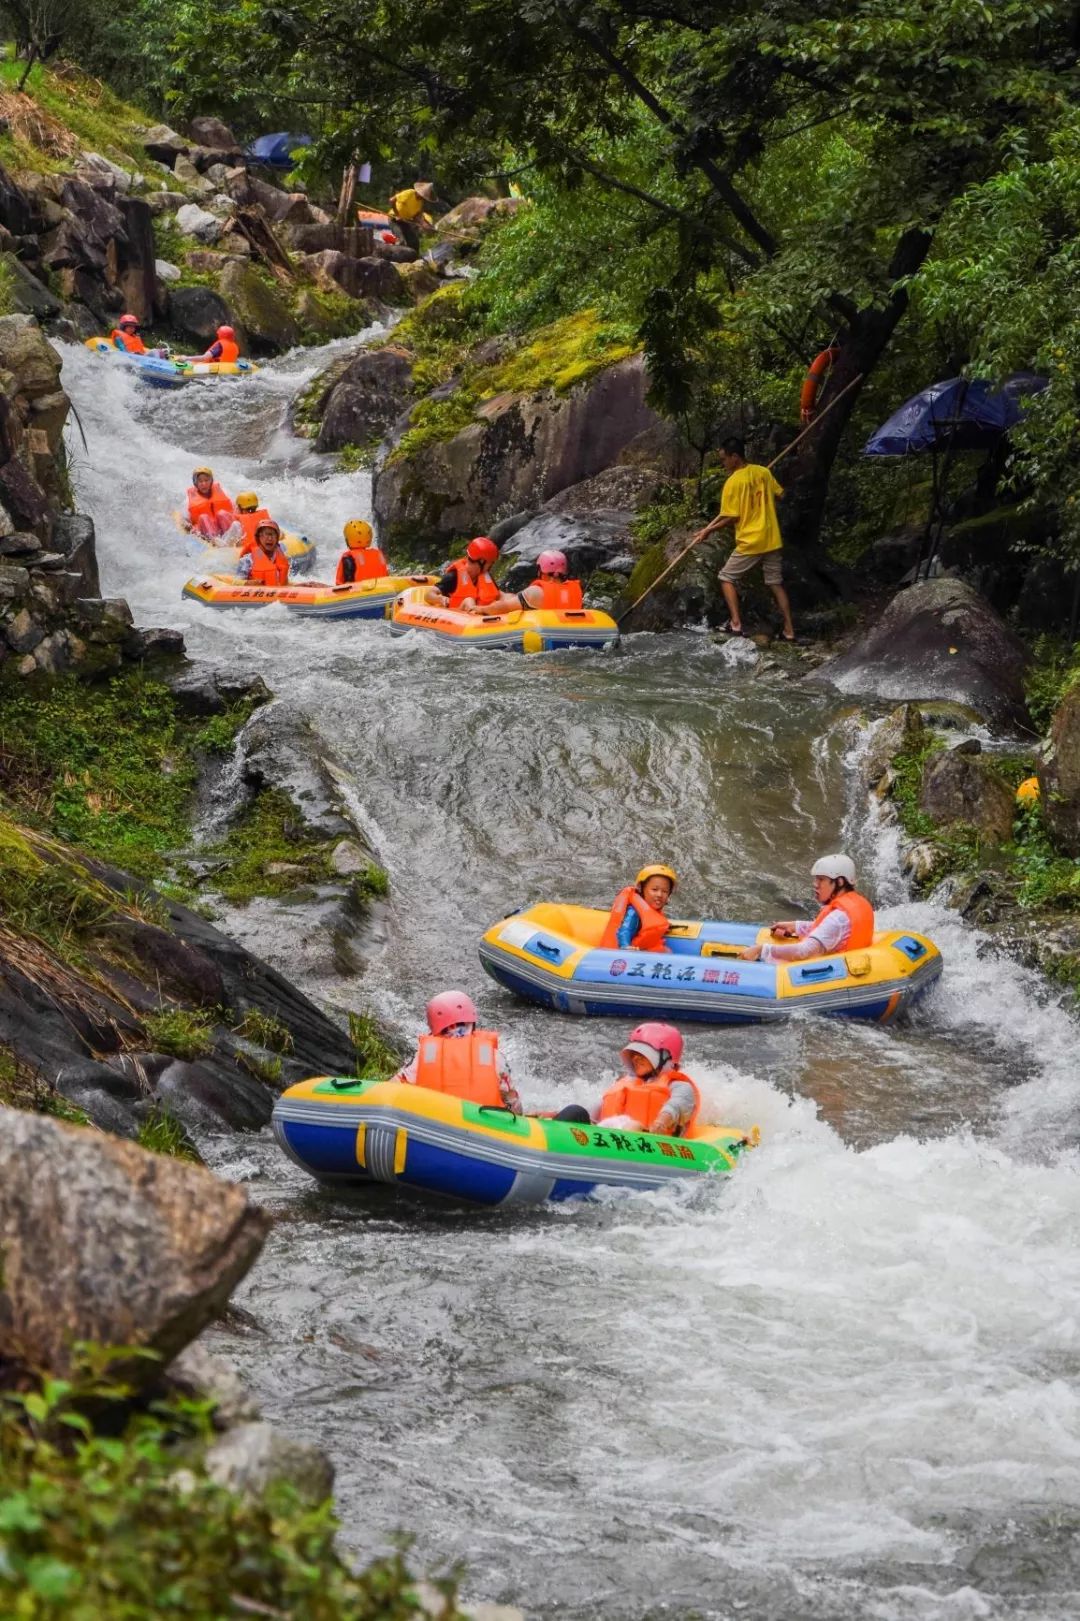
[389,585,619,652]
[182,571,433,618]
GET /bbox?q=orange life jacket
[532,578,584,610]
[446,557,499,610]
[236,509,271,553]
[246,545,290,587]
[600,887,671,953]
[412,1030,504,1107]
[214,339,240,363]
[187,482,234,526]
[810,889,875,950]
[597,1068,701,1135]
[336,545,389,585]
[111,330,147,354]
[800,346,840,416]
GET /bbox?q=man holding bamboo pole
[692,437,796,642]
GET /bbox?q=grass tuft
[142,1007,215,1061]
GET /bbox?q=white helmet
[811,853,856,885]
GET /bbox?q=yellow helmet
[344,519,373,548]
[192,465,213,479]
[636,864,677,890]
[236,491,259,511]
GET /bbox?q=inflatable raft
[183,571,431,617]
[185,530,316,571]
[479,903,943,1025]
[86,337,259,383]
[272,1076,755,1206]
[389,585,619,652]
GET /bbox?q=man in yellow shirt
[695,436,795,641]
[388,180,437,249]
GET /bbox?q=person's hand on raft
[739,944,762,961]
[770,921,798,938]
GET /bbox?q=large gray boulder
[168,284,233,345]
[1039,684,1080,855]
[918,743,1016,843]
[807,578,1031,730]
[0,1107,270,1380]
[314,344,416,453]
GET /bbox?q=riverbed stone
[0,1107,270,1380]
[919,744,1016,843]
[166,1341,261,1428]
[314,344,415,453]
[808,579,1031,731]
[176,202,222,244]
[217,260,298,354]
[168,284,233,345]
[5,606,43,652]
[1038,683,1080,856]
[204,1421,334,1506]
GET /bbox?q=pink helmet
[119,312,139,327]
[537,549,568,577]
[621,1021,684,1071]
[426,990,478,1035]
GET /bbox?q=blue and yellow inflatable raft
[479,903,943,1025]
[272,1077,754,1206]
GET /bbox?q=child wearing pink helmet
[556,1023,701,1137]
[393,990,522,1113]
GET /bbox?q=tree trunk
[17,45,39,94]
[779,228,932,549]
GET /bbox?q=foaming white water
[64,340,1080,1618]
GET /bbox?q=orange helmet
[217,325,236,339]
[466,536,498,564]
[255,519,280,543]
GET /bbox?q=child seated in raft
[336,520,389,584]
[184,466,237,540]
[600,866,677,953]
[392,991,523,1114]
[555,1022,700,1138]
[234,492,275,554]
[471,549,584,615]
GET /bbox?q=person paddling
[738,853,875,963]
[601,865,677,953]
[393,991,522,1113]
[236,519,290,586]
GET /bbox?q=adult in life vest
[336,519,389,585]
[425,536,501,611]
[110,313,147,355]
[392,990,522,1112]
[237,519,290,586]
[556,1023,700,1137]
[601,865,677,953]
[482,548,585,616]
[185,466,236,539]
[184,325,241,365]
[234,492,273,554]
[738,852,875,963]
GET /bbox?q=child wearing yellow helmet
[233,491,273,554]
[336,519,389,585]
[600,865,677,954]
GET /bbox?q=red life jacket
[446,558,499,610]
[597,1068,701,1135]
[246,545,290,587]
[600,887,671,953]
[214,339,240,364]
[532,578,583,610]
[336,545,389,585]
[236,509,271,554]
[111,330,147,354]
[187,482,234,527]
[810,889,875,951]
[412,1030,504,1107]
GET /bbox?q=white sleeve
[806,909,851,954]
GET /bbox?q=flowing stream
[63,339,1080,1620]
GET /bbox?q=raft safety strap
[393,1127,407,1175]
[700,942,743,958]
[355,1123,367,1168]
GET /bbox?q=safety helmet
[254,519,281,542]
[537,549,568,577]
[217,325,236,339]
[118,312,139,327]
[621,1021,684,1072]
[426,990,478,1035]
[636,864,677,891]
[811,853,857,885]
[235,491,259,512]
[344,519,373,548]
[466,536,499,564]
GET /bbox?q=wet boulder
[1038,685,1080,855]
[50,513,99,596]
[807,579,1031,731]
[176,201,222,244]
[217,261,298,354]
[918,741,1015,844]
[168,284,233,346]
[0,1106,270,1381]
[314,344,416,453]
[205,1421,334,1506]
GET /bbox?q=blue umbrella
[864,373,1047,457]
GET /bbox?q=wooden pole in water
[616,372,866,627]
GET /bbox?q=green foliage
[0,1046,89,1124]
[0,1361,454,1620]
[207,788,335,904]
[0,816,131,963]
[193,701,256,756]
[135,1103,201,1162]
[232,1007,294,1054]
[0,254,17,317]
[141,1006,215,1060]
[338,441,378,473]
[1011,802,1080,910]
[631,485,704,555]
[348,1011,402,1081]
[0,672,198,879]
[0,53,152,173]
[1024,634,1080,735]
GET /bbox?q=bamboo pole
[616,372,866,627]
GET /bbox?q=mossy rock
[218,261,301,353]
[292,287,373,346]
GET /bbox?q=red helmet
[426,990,478,1035]
[217,325,236,339]
[119,313,139,327]
[621,1021,684,1072]
[466,536,499,564]
[537,549,568,577]
[255,518,281,542]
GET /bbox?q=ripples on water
[64,341,1080,1619]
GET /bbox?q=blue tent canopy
[863,374,1048,457]
[247,132,313,170]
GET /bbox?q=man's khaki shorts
[718,547,783,586]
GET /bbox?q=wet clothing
[719,463,783,556]
[187,481,235,536]
[199,338,240,364]
[761,890,875,963]
[337,545,389,585]
[601,887,671,954]
[596,1066,701,1136]
[521,579,584,610]
[395,1024,521,1113]
[238,545,289,585]
[111,329,147,354]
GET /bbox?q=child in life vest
[393,991,522,1113]
[233,492,273,554]
[185,466,236,539]
[236,520,290,586]
[481,549,585,615]
[556,1022,700,1137]
[600,865,677,953]
[425,536,500,610]
[738,852,875,963]
[336,519,389,584]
